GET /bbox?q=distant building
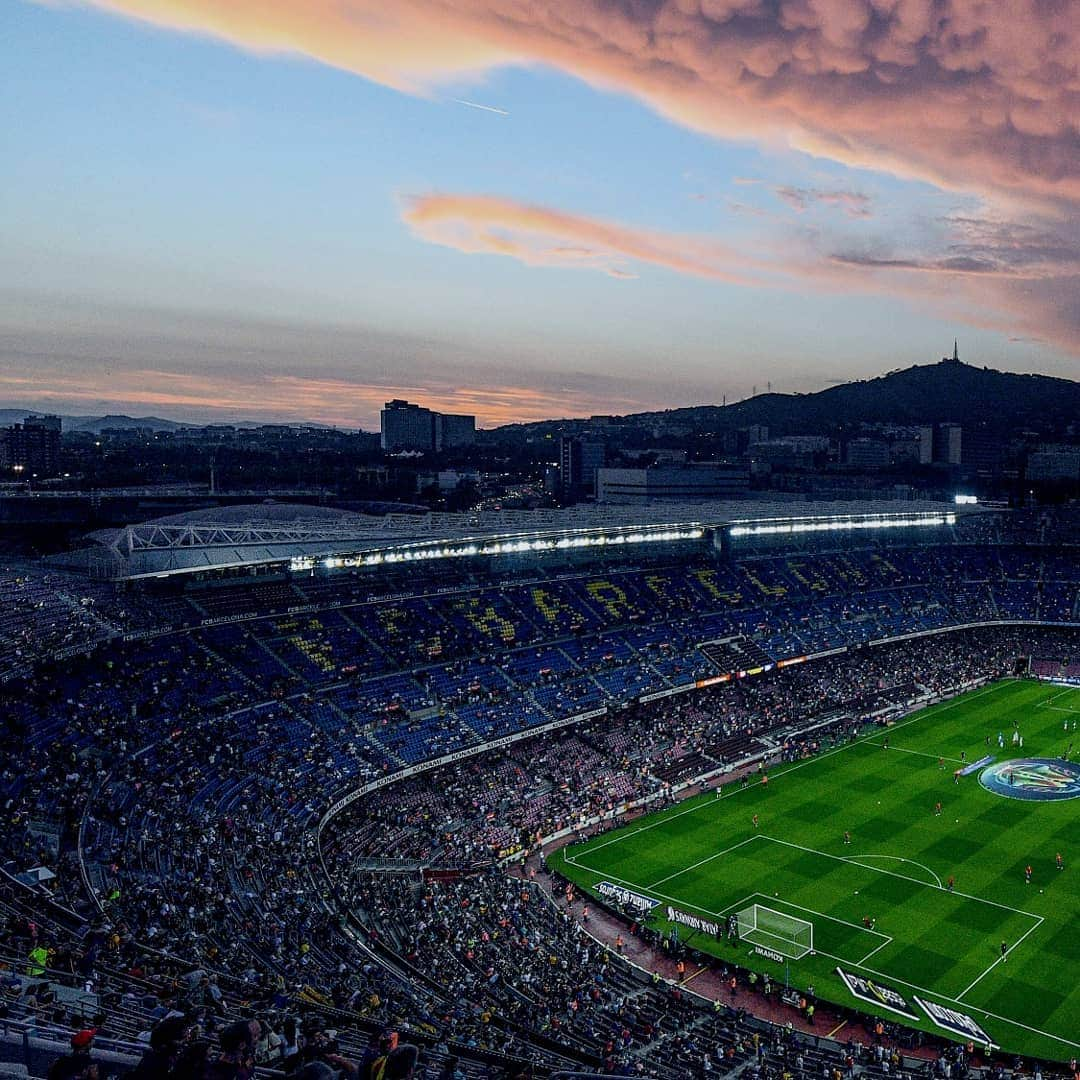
[748,439,819,469]
[416,468,480,493]
[918,423,962,467]
[0,415,62,477]
[1027,447,1080,483]
[596,462,749,503]
[960,429,1004,479]
[381,400,476,453]
[436,412,477,448]
[937,423,963,465]
[845,438,890,469]
[651,448,688,464]
[918,425,934,465]
[381,400,436,452]
[720,425,770,455]
[560,437,605,498]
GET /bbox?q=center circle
[979,757,1080,801]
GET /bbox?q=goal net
[736,903,813,960]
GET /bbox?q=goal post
[736,903,813,959]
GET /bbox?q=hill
[491,360,1080,440]
[68,414,191,433]
[0,411,339,433]
[0,411,191,433]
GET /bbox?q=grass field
[552,679,1080,1060]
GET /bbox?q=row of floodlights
[294,526,707,571]
[729,513,956,538]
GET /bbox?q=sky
[1,0,1077,429]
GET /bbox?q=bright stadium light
[729,513,954,538]
[295,526,705,574]
[954,494,978,505]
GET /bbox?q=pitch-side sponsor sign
[914,998,997,1048]
[596,881,657,913]
[835,968,920,1022]
[754,945,785,963]
[666,906,721,937]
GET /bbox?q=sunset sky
[2,0,1077,428]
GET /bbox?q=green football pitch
[552,679,1080,1060]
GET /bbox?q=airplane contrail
[453,98,509,116]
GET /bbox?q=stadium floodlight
[736,903,813,960]
[295,526,705,574]
[729,513,954,538]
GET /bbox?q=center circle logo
[979,758,1080,801]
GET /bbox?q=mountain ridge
[490,360,1080,438]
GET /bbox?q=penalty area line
[645,835,760,889]
[857,936,894,965]
[567,867,1075,1050]
[956,913,1045,1001]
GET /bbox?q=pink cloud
[773,186,873,218]
[0,366,640,427]
[402,189,1080,355]
[57,1,1079,356]
[401,193,767,283]
[73,0,1078,208]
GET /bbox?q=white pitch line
[1040,687,1080,705]
[731,890,890,941]
[822,942,1076,1050]
[869,743,964,765]
[762,835,1039,918]
[848,854,942,889]
[565,680,1007,861]
[645,836,759,889]
[561,681,1075,1051]
[857,936,894,964]
[956,913,1045,1001]
[569,866,1075,1049]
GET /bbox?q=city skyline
[3,0,1077,428]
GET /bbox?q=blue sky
[1,0,1074,427]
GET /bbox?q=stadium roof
[54,497,983,581]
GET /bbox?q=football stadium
[2,499,1079,1077]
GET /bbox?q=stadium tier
[1,503,1079,1077]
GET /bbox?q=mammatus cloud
[401,194,766,283]
[74,0,1078,208]
[60,1,1079,354]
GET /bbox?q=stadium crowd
[0,523,1078,1078]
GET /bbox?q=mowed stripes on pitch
[557,681,1080,1060]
